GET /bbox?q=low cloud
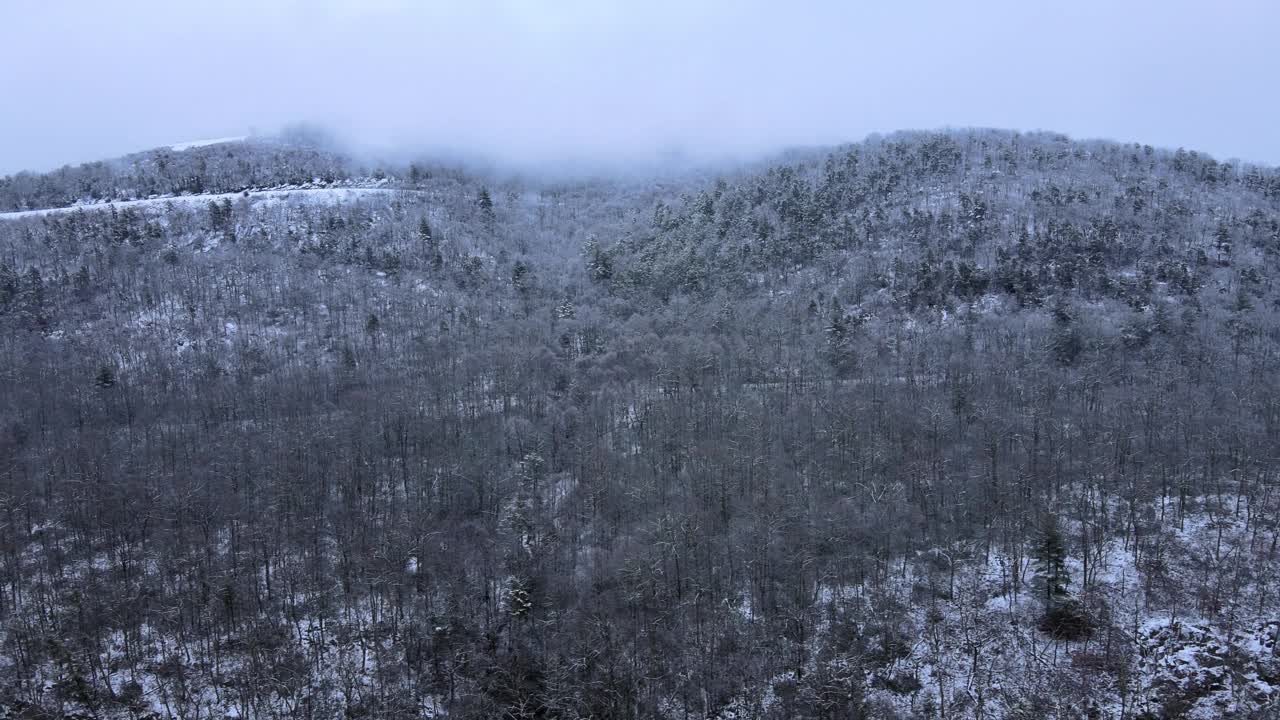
[2,0,1277,173]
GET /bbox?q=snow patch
[169,135,247,151]
[0,186,418,221]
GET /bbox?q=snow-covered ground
[708,494,1280,719]
[168,135,248,151]
[0,185,416,221]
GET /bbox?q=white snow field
[168,135,248,151]
[0,185,416,221]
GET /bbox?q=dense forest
[1,129,1278,719]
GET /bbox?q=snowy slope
[168,135,248,151]
[0,186,415,221]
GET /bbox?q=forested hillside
[0,129,383,213]
[1,129,1278,719]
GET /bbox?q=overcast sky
[1,0,1277,174]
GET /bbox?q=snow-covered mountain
[0,129,1278,719]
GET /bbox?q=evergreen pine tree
[584,239,613,283]
[1050,297,1084,366]
[0,264,14,313]
[477,187,494,223]
[1034,517,1070,608]
[823,299,858,377]
[74,266,92,303]
[418,217,434,250]
[1214,222,1232,264]
[94,364,116,389]
[1035,516,1090,639]
[511,260,530,292]
[20,268,47,330]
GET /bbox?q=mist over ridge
[2,0,1279,175]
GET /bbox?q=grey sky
[1,0,1277,174]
